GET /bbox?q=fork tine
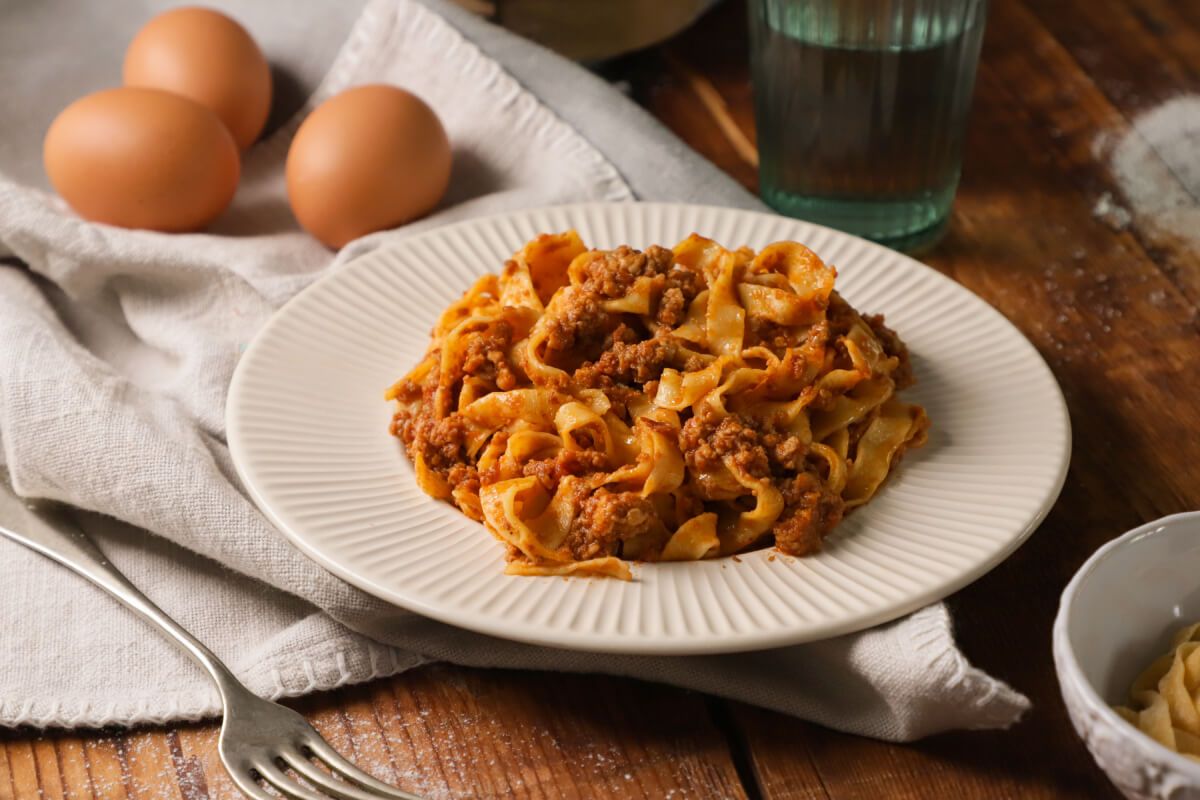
[279,747,398,800]
[252,759,334,800]
[299,733,423,800]
[227,767,281,800]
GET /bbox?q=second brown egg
[123,7,272,149]
[286,85,452,249]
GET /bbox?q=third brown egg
[285,85,452,249]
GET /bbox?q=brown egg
[123,7,271,149]
[286,85,452,249]
[43,87,240,232]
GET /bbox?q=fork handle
[0,496,247,702]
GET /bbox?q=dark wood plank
[731,704,1109,800]
[27,740,65,800]
[166,728,217,800]
[296,665,749,799]
[51,738,96,800]
[1,743,41,800]
[0,746,16,800]
[119,730,185,800]
[1024,0,1200,119]
[91,736,140,800]
[2,666,748,799]
[1017,0,1200,303]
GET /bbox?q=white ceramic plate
[228,202,1071,655]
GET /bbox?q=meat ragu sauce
[388,233,928,578]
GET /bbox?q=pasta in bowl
[387,232,929,579]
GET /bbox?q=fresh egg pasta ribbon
[1115,622,1200,760]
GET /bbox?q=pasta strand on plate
[387,233,929,579]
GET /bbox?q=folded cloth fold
[0,0,1029,739]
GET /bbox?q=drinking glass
[748,0,988,250]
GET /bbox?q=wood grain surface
[5,0,1198,797]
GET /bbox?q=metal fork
[0,487,422,800]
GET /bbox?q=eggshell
[123,7,271,149]
[285,85,451,249]
[43,87,240,232]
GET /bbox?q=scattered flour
[1100,95,1200,248]
[1092,191,1132,231]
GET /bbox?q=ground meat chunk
[679,409,771,480]
[664,263,704,297]
[865,313,915,389]
[761,429,808,471]
[654,265,705,327]
[521,449,609,491]
[574,336,679,387]
[644,245,677,271]
[423,415,470,470]
[747,317,802,351]
[447,463,480,497]
[460,321,519,390]
[396,412,471,472]
[605,383,643,419]
[567,489,663,560]
[543,290,614,360]
[656,287,688,327]
[772,472,845,556]
[578,245,674,298]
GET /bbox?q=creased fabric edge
[2,605,1033,734]
[908,603,1031,735]
[0,640,426,730]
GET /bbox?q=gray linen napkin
[0,0,1029,739]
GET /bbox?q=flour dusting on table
[1100,95,1200,249]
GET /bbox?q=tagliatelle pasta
[386,232,929,579]
[1115,622,1200,760]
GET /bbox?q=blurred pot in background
[452,0,721,61]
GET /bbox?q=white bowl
[1054,512,1200,800]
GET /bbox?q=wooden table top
[5,0,1198,797]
